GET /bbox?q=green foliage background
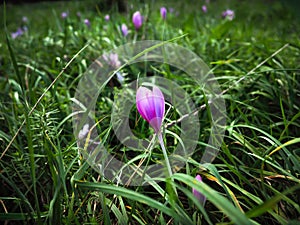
[0,0,299,224]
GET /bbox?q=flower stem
[157,133,173,179]
[158,133,178,198]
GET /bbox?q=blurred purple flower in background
[202,5,207,13]
[169,7,174,13]
[222,9,235,20]
[11,28,23,39]
[103,53,121,69]
[22,16,28,23]
[103,52,124,83]
[160,7,167,20]
[77,12,81,17]
[116,72,125,83]
[132,11,143,30]
[84,19,90,27]
[11,27,27,39]
[78,124,89,140]
[136,86,165,134]
[192,175,206,206]
[61,12,68,19]
[104,14,110,21]
[121,23,128,36]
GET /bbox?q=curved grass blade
[246,183,300,218]
[75,181,194,225]
[173,173,254,225]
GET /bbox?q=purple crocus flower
[104,14,110,21]
[160,7,167,19]
[61,12,68,19]
[222,9,235,21]
[121,23,128,37]
[136,86,165,134]
[11,27,24,39]
[84,19,91,27]
[202,5,207,13]
[192,175,206,206]
[103,53,121,69]
[109,53,121,68]
[132,11,143,30]
[136,86,174,179]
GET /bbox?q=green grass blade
[3,2,24,93]
[246,183,300,218]
[75,181,194,225]
[173,173,254,225]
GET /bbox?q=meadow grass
[0,0,300,224]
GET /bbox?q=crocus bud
[132,11,143,30]
[84,19,91,27]
[121,23,128,36]
[160,7,167,19]
[202,5,207,13]
[192,175,206,205]
[136,86,165,134]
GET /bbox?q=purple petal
[149,117,162,134]
[136,86,165,133]
[132,11,143,30]
[192,175,206,205]
[160,7,167,19]
[222,9,235,20]
[103,53,121,68]
[121,23,128,36]
[110,53,121,68]
[11,27,24,39]
[84,19,91,27]
[152,86,165,121]
[136,87,153,122]
[11,32,18,39]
